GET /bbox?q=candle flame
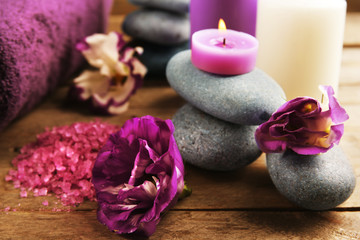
[218,18,227,46]
[218,18,227,31]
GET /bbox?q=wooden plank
[339,48,360,88]
[107,15,125,35]
[0,86,184,211]
[1,146,359,211]
[0,86,183,150]
[344,13,360,47]
[2,154,358,211]
[348,0,360,12]
[1,210,360,239]
[111,0,138,15]
[2,46,360,211]
[1,3,360,239]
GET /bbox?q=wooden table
[1,14,360,240]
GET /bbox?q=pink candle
[191,20,258,75]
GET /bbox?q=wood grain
[344,13,360,47]
[1,10,360,240]
[111,0,138,15]
[1,211,360,240]
[348,0,360,12]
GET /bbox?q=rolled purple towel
[0,0,113,131]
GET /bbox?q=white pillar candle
[256,0,347,100]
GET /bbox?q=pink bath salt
[38,188,48,196]
[4,206,11,212]
[20,189,28,198]
[6,120,120,206]
[5,175,12,182]
[42,200,49,206]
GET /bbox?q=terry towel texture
[0,0,113,131]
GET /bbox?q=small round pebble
[129,0,189,13]
[173,104,261,171]
[122,9,190,45]
[266,146,356,210]
[166,50,286,125]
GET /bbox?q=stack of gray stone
[166,50,286,171]
[122,0,190,76]
[167,50,356,211]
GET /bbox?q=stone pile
[166,50,286,171]
[122,0,190,76]
[166,50,356,210]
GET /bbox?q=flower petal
[320,85,349,124]
[329,124,344,145]
[73,32,146,115]
[92,116,184,236]
[81,32,120,75]
[128,139,152,186]
[73,70,110,100]
[255,85,348,155]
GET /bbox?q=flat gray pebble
[173,104,262,171]
[122,9,189,45]
[129,40,189,76]
[129,0,189,13]
[166,50,286,125]
[266,146,356,210]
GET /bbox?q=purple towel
[0,0,113,131]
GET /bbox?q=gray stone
[166,50,286,125]
[129,0,189,13]
[129,40,189,76]
[266,146,356,210]
[122,9,190,46]
[173,104,262,171]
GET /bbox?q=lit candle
[190,0,258,37]
[256,0,346,100]
[191,19,258,75]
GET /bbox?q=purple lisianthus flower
[92,116,185,236]
[73,32,147,115]
[255,85,349,155]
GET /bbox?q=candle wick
[223,38,226,47]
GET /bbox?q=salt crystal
[20,189,28,198]
[5,175,12,182]
[42,200,49,206]
[6,120,119,206]
[56,165,66,171]
[38,188,48,196]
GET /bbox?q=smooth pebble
[266,146,356,210]
[129,0,189,13]
[173,104,262,171]
[122,9,189,45]
[166,50,286,125]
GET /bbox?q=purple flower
[255,86,349,155]
[73,32,147,115]
[92,116,185,236]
